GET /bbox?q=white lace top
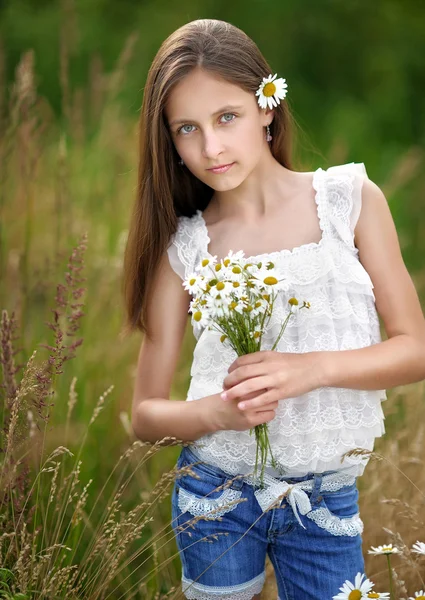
[167,162,387,479]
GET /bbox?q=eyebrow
[168,105,244,128]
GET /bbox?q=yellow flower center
[254,301,262,308]
[262,294,270,302]
[193,311,202,322]
[263,276,278,285]
[253,331,261,339]
[201,258,210,267]
[223,258,231,267]
[229,301,238,310]
[367,593,380,599]
[288,297,299,306]
[415,597,425,600]
[220,334,227,343]
[263,82,276,97]
[232,281,240,288]
[215,263,222,272]
[189,278,196,285]
[348,591,362,600]
[216,281,225,291]
[232,266,242,274]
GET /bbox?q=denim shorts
[171,444,365,600]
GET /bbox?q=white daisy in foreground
[368,544,399,555]
[333,572,374,599]
[412,541,425,555]
[409,592,425,600]
[256,73,288,110]
[366,592,390,598]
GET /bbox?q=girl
[123,18,425,600]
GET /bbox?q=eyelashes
[176,112,237,136]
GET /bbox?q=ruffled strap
[166,212,206,281]
[323,162,368,251]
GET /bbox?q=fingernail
[221,392,227,400]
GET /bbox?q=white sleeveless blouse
[167,162,387,478]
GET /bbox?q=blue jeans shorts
[171,444,365,600]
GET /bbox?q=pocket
[175,457,244,520]
[306,482,364,537]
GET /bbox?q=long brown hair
[121,18,297,340]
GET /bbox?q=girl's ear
[262,108,274,127]
[267,109,275,126]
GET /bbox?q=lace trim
[244,466,358,519]
[182,570,265,600]
[178,487,243,519]
[306,507,364,537]
[191,428,384,480]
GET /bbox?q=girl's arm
[320,176,425,390]
[131,250,217,444]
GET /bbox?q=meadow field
[1,3,425,598]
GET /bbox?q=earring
[179,158,184,165]
[266,125,272,142]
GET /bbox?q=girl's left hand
[221,350,325,410]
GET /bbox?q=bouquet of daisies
[183,249,310,486]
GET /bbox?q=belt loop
[310,472,323,505]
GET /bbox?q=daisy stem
[271,312,293,351]
[386,554,394,600]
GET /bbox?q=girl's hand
[221,350,324,412]
[203,389,279,433]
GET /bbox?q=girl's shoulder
[166,210,205,281]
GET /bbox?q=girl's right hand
[203,390,278,432]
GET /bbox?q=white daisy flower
[366,592,390,599]
[250,298,268,318]
[412,541,425,555]
[333,572,374,600]
[288,297,300,314]
[224,262,246,283]
[190,305,210,330]
[368,544,399,555]
[195,254,218,275]
[208,279,235,300]
[222,249,246,264]
[183,271,207,295]
[251,266,287,292]
[256,73,288,110]
[409,592,425,600]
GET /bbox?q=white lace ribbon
[253,481,312,528]
[245,464,359,529]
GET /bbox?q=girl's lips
[207,162,235,174]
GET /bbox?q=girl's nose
[201,130,225,160]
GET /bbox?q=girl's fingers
[238,388,275,411]
[221,376,269,402]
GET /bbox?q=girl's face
[165,68,272,191]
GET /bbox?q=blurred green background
[1,0,425,596]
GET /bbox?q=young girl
[124,18,425,600]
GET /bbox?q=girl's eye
[177,113,236,136]
[220,112,236,123]
[179,124,196,135]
